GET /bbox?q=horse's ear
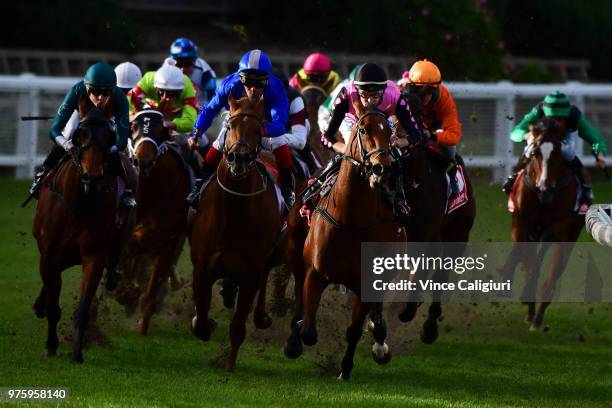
[228,94,239,112]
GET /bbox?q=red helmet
[303,52,331,75]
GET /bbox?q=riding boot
[568,157,593,204]
[447,162,460,199]
[109,152,136,209]
[393,176,411,226]
[30,145,65,195]
[302,154,342,209]
[278,167,296,209]
[187,161,216,209]
[502,153,530,195]
[299,143,319,174]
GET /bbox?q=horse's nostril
[372,164,385,177]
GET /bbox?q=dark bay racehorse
[32,105,135,363]
[284,103,405,380]
[397,137,476,343]
[118,109,192,335]
[500,118,583,330]
[190,96,284,372]
[302,85,333,165]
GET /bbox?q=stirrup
[120,190,136,208]
[187,179,204,209]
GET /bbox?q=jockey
[186,49,294,208]
[319,63,421,223]
[130,64,197,135]
[269,66,318,174]
[502,90,607,203]
[399,59,463,196]
[317,64,361,132]
[168,37,217,109]
[289,52,341,95]
[30,62,135,208]
[115,62,142,95]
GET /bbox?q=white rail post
[493,81,516,182]
[15,73,40,179]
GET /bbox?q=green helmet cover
[542,91,571,117]
[84,62,117,88]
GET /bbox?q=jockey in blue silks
[187,49,294,208]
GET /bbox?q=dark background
[2,0,611,81]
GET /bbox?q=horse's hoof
[138,318,149,336]
[301,330,318,346]
[337,372,350,381]
[254,313,273,330]
[529,323,541,332]
[47,348,57,357]
[32,299,46,319]
[398,303,418,322]
[420,319,439,344]
[371,342,391,365]
[191,315,211,341]
[524,314,535,324]
[71,353,84,364]
[283,339,303,359]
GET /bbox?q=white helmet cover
[115,62,142,89]
[154,64,184,90]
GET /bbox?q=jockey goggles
[240,75,268,89]
[175,58,196,68]
[307,73,328,84]
[409,84,437,97]
[157,89,182,98]
[86,85,113,97]
[357,88,385,100]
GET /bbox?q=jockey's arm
[510,106,540,143]
[172,82,197,133]
[321,87,349,150]
[111,87,130,151]
[264,80,289,138]
[193,77,230,135]
[285,96,308,149]
[432,88,462,146]
[50,82,81,140]
[576,113,608,157]
[393,95,422,145]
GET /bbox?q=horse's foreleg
[139,250,173,335]
[521,243,544,325]
[72,254,105,363]
[227,284,258,372]
[369,302,391,365]
[191,262,216,342]
[283,243,307,359]
[253,269,272,329]
[300,269,327,346]
[338,296,369,380]
[39,256,62,356]
[532,242,574,330]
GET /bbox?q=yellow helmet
[408,60,441,86]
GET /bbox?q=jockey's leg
[274,143,296,208]
[30,144,65,195]
[108,152,136,208]
[503,143,533,194]
[441,144,459,198]
[564,140,592,203]
[298,142,319,174]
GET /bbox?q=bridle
[344,110,393,180]
[217,111,268,196]
[129,110,166,172]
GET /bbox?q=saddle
[299,157,342,225]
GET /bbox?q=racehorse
[301,84,334,165]
[190,96,285,372]
[118,109,192,335]
[397,135,476,344]
[499,118,583,330]
[32,104,135,363]
[283,102,405,380]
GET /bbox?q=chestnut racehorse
[190,96,285,372]
[119,109,192,335]
[32,106,135,363]
[499,118,583,330]
[284,103,405,380]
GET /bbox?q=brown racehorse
[283,103,405,380]
[499,118,583,330]
[32,106,135,363]
[118,109,192,335]
[397,138,476,343]
[190,96,284,372]
[302,85,334,165]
